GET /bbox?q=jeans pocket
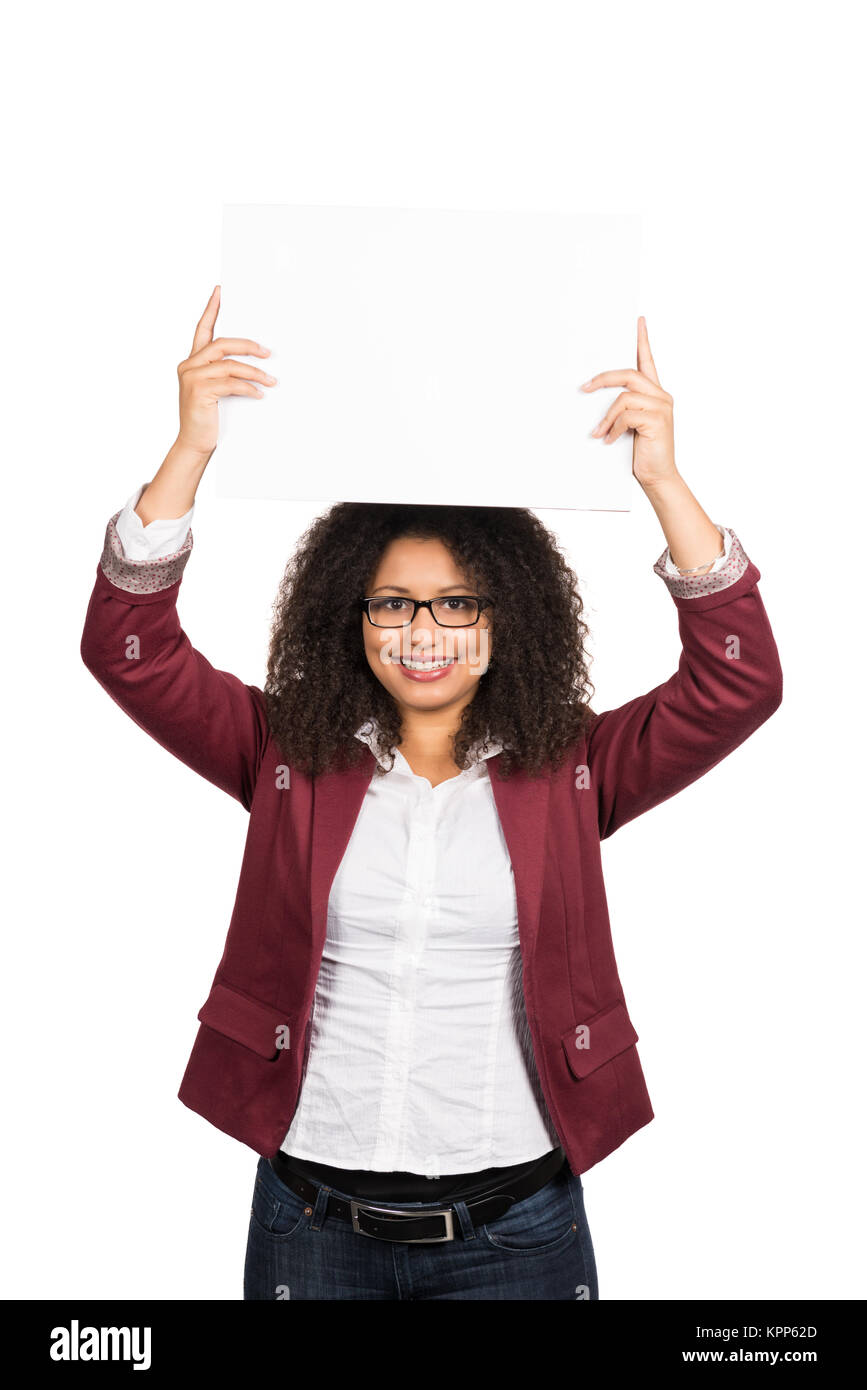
[481,1167,577,1254]
[249,1170,310,1241]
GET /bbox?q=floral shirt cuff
[100,502,193,594]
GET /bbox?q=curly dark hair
[263,503,596,781]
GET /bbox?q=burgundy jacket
[80,511,783,1176]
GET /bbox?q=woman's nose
[410,620,438,646]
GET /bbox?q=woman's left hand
[581,317,678,491]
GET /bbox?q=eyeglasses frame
[359,595,494,628]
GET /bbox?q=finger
[191,285,220,357]
[204,378,268,400]
[591,391,662,437]
[183,337,271,371]
[581,367,668,400]
[183,360,276,385]
[637,315,661,385]
[602,409,637,443]
[602,407,653,443]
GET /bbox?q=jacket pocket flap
[561,1000,638,1079]
[197,982,289,1061]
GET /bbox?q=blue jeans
[243,1154,599,1300]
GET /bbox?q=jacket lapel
[309,745,379,962]
[487,754,552,959]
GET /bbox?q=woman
[80,287,783,1300]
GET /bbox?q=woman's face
[362,535,492,716]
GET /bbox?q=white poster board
[215,204,640,511]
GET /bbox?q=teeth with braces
[400,656,455,671]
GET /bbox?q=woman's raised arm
[80,288,279,810]
[581,320,783,837]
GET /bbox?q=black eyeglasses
[359,595,493,628]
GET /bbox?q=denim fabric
[243,1153,598,1300]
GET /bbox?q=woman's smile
[396,653,458,680]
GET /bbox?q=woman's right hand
[176,284,276,459]
[135,287,277,526]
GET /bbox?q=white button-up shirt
[280,718,561,1175]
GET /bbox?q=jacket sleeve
[80,505,269,811]
[587,527,783,840]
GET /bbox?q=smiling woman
[80,292,782,1301]
[264,502,596,781]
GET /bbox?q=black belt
[269,1145,567,1243]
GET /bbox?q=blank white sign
[215,204,640,511]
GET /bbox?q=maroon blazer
[80,512,783,1176]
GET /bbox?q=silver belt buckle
[349,1198,455,1243]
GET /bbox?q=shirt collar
[354,717,503,773]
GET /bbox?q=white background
[3,0,864,1302]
